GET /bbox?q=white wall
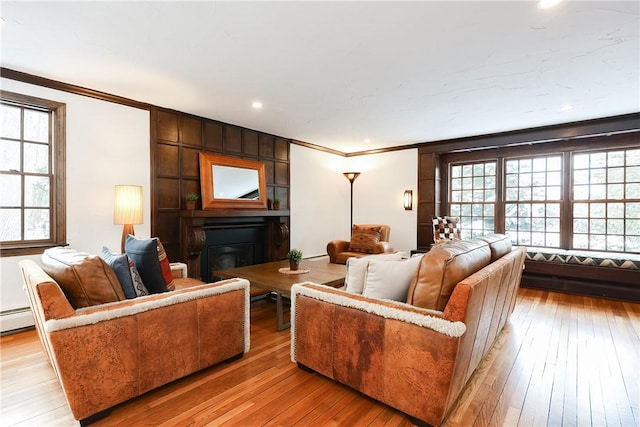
[0,78,150,332]
[291,145,418,257]
[348,149,418,254]
[290,145,348,257]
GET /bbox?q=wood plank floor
[1,288,638,426]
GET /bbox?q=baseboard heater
[1,307,34,334]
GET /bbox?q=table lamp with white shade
[114,185,143,253]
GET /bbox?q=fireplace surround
[180,210,289,281]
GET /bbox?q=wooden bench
[522,247,640,301]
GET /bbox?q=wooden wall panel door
[204,121,223,151]
[275,138,289,161]
[181,148,200,179]
[156,111,178,142]
[180,116,202,147]
[155,143,179,176]
[243,129,259,156]
[275,162,288,185]
[224,126,242,153]
[156,212,180,256]
[156,178,180,209]
[259,134,274,158]
[264,160,275,185]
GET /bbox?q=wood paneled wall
[150,108,291,261]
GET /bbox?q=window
[504,155,562,247]
[449,161,496,239]
[444,141,640,255]
[572,148,640,252]
[0,91,66,256]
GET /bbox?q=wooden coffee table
[214,257,346,330]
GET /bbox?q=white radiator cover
[1,308,34,333]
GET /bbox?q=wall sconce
[114,185,143,253]
[403,190,413,210]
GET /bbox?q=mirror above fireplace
[199,153,267,210]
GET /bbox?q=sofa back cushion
[478,233,512,262]
[362,254,424,301]
[406,239,491,311]
[344,252,406,294]
[41,247,125,309]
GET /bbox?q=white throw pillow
[362,254,424,302]
[344,252,405,294]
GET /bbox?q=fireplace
[204,225,265,281]
[180,210,289,281]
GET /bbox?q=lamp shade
[343,172,361,183]
[114,185,143,225]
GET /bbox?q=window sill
[0,243,67,258]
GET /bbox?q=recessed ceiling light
[364,138,371,143]
[252,101,262,110]
[560,104,573,111]
[538,0,562,9]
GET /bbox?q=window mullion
[561,152,572,249]
[496,157,504,234]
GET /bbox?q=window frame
[0,90,66,256]
[502,154,564,248]
[441,135,639,254]
[448,160,498,240]
[570,147,640,252]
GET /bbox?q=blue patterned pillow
[124,236,168,294]
[100,247,149,299]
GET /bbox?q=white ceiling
[1,1,638,153]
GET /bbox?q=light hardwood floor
[1,288,639,426]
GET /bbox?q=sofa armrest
[326,240,351,262]
[170,262,188,279]
[372,241,394,254]
[291,282,466,426]
[36,281,76,320]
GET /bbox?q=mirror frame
[199,153,268,210]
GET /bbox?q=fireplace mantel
[181,209,290,219]
[180,210,290,280]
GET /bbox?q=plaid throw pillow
[348,225,382,254]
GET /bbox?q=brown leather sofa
[327,224,394,264]
[292,234,525,426]
[19,259,250,425]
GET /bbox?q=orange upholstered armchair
[327,224,394,264]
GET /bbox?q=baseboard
[0,307,34,334]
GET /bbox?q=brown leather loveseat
[19,257,250,425]
[291,234,525,426]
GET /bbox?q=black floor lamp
[343,172,360,233]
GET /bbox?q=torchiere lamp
[343,172,360,232]
[114,185,143,253]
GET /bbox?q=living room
[1,1,639,426]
